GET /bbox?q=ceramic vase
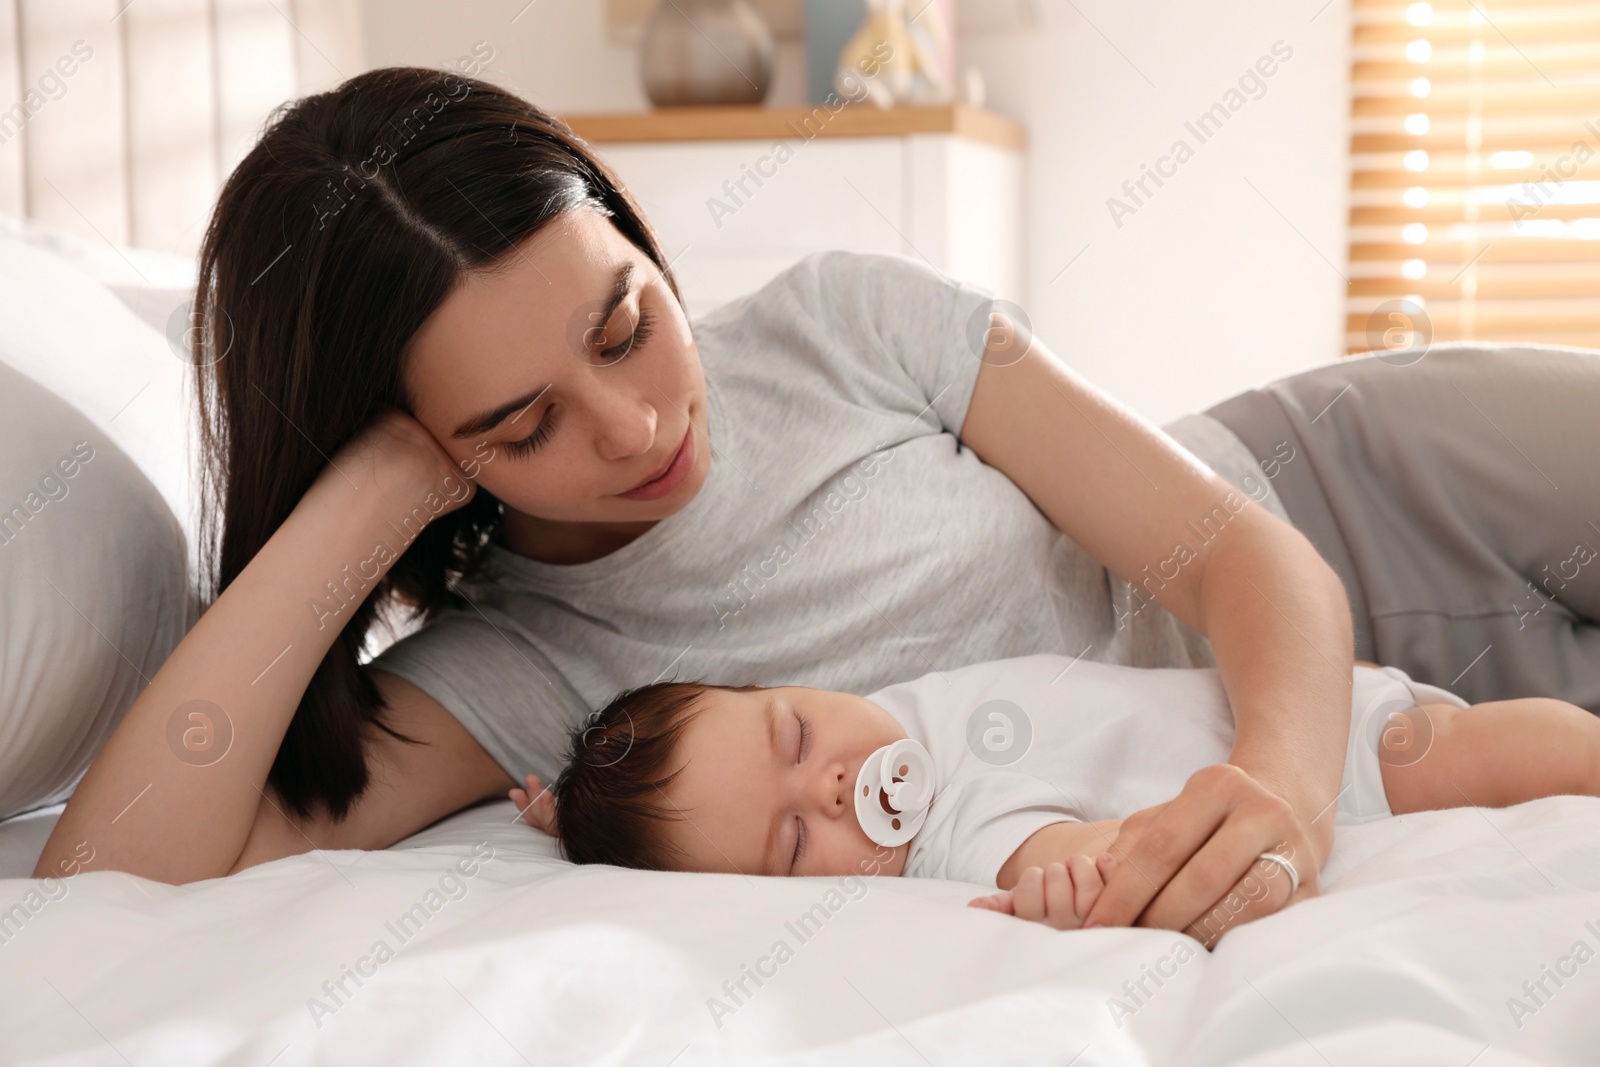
[640,0,774,106]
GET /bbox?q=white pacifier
[854,738,935,847]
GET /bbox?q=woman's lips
[617,424,693,500]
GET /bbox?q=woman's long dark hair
[190,66,680,821]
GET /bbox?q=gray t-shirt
[370,250,1285,783]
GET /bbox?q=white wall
[958,0,1351,423]
[360,0,1350,424]
[360,0,812,112]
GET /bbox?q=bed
[3,220,1598,1066]
[3,793,1598,1064]
[3,10,1599,1065]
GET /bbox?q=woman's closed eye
[501,407,558,458]
[500,306,658,459]
[596,305,654,362]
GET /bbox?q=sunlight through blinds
[1350,0,1600,352]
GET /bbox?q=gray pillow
[0,362,190,820]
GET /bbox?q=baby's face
[658,686,912,879]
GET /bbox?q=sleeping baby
[510,651,1600,934]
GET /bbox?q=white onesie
[860,652,1469,887]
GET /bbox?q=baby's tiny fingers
[1068,854,1105,922]
[510,786,547,828]
[1011,867,1047,923]
[1042,863,1074,929]
[969,892,1016,915]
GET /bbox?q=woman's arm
[34,413,505,885]
[228,670,514,874]
[958,316,1352,937]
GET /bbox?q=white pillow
[0,220,199,821]
[0,212,196,338]
[0,362,190,820]
[0,225,200,567]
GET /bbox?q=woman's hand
[968,853,1118,930]
[1080,763,1320,950]
[34,410,479,884]
[315,407,477,516]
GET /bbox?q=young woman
[34,66,1600,946]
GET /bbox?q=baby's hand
[967,852,1118,931]
[509,773,559,837]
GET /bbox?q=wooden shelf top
[560,103,1026,152]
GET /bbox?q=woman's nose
[587,387,657,462]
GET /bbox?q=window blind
[1349,0,1600,352]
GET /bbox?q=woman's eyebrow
[448,263,635,440]
[596,262,636,337]
[451,382,551,440]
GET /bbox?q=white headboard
[0,0,362,258]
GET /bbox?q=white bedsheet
[1,795,1596,1066]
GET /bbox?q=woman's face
[403,205,709,537]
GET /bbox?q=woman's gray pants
[1203,343,1600,714]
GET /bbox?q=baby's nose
[818,762,849,815]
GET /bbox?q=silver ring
[1256,851,1300,896]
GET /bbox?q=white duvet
[3,795,1599,1065]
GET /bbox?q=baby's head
[551,678,912,879]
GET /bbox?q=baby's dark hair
[551,678,768,870]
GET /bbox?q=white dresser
[563,104,1027,320]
